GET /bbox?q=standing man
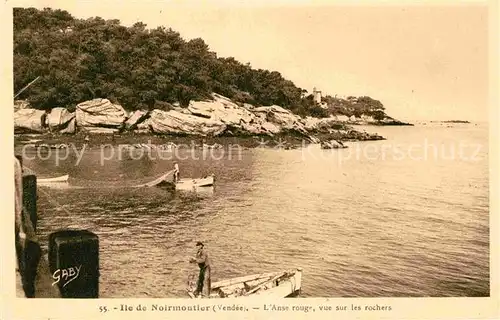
[173,161,180,183]
[189,242,211,297]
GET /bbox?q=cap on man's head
[196,242,204,247]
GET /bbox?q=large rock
[253,105,308,135]
[187,94,259,132]
[186,94,293,136]
[147,109,227,136]
[76,98,127,131]
[188,94,255,124]
[47,108,75,131]
[14,109,47,133]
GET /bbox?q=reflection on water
[18,123,489,297]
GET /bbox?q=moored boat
[132,170,175,188]
[131,171,214,190]
[176,175,214,190]
[38,174,69,183]
[187,268,302,299]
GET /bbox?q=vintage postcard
[1,0,498,319]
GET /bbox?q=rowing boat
[132,171,214,191]
[175,175,214,190]
[187,268,302,299]
[38,174,69,183]
[132,170,175,188]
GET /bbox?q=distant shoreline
[437,120,471,124]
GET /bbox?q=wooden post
[22,175,37,232]
[49,230,100,298]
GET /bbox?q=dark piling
[49,230,100,298]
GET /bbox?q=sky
[8,0,494,121]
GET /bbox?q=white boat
[38,174,69,183]
[175,175,214,190]
[132,170,175,188]
[187,268,302,299]
[132,171,214,190]
[36,182,70,189]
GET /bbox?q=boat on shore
[38,174,69,183]
[187,268,302,299]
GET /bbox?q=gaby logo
[52,265,82,287]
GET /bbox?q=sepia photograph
[4,0,498,317]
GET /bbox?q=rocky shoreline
[14,93,410,149]
[14,129,385,151]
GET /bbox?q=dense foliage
[322,95,387,120]
[14,7,386,119]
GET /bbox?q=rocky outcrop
[75,98,127,132]
[187,94,259,134]
[186,94,290,136]
[253,105,308,135]
[131,94,311,138]
[47,108,75,132]
[302,116,386,142]
[14,93,390,143]
[14,109,46,133]
[146,109,227,136]
[124,110,149,131]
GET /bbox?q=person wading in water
[190,242,211,297]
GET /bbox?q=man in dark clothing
[189,242,211,297]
